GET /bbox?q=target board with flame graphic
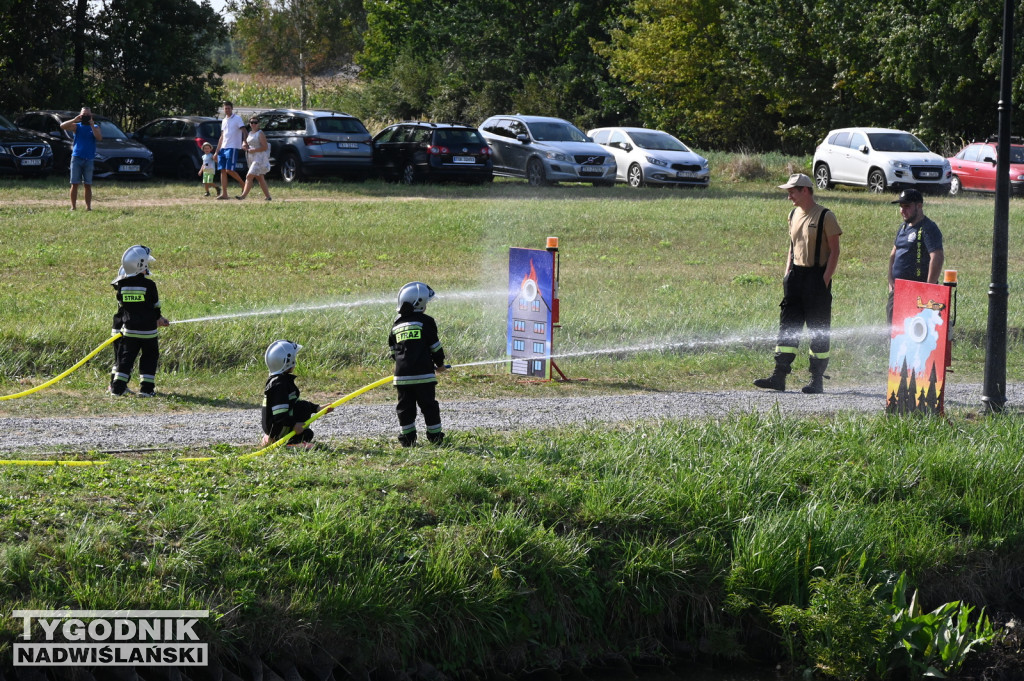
[507,248,555,378]
[887,280,951,415]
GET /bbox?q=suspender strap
[788,208,795,270]
[813,209,830,268]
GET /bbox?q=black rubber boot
[398,432,417,448]
[426,431,445,445]
[754,370,787,391]
[801,375,824,394]
[801,357,828,394]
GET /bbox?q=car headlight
[94,154,107,162]
[942,161,951,172]
[0,145,8,155]
[890,160,910,170]
[645,155,668,167]
[700,158,709,169]
[544,151,570,162]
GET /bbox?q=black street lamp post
[982,0,1014,413]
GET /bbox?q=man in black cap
[887,188,944,325]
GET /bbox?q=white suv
[812,127,951,194]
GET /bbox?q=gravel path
[1,382,1019,454]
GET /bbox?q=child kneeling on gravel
[261,340,331,448]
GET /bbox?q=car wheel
[627,164,644,188]
[281,152,304,183]
[868,169,887,193]
[814,163,833,190]
[401,163,417,185]
[527,158,548,186]
[949,175,962,196]
[175,157,194,181]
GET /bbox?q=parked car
[372,122,492,184]
[0,113,53,178]
[587,126,709,188]
[249,109,372,182]
[812,127,950,194]
[479,115,615,186]
[16,110,153,180]
[132,115,245,179]
[946,139,1024,196]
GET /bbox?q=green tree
[357,0,632,127]
[599,0,774,148]
[91,0,227,129]
[722,0,1024,150]
[0,0,85,112]
[230,0,365,108]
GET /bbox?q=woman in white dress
[237,117,272,201]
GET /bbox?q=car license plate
[453,156,475,164]
[20,159,41,166]
[119,164,140,172]
[921,171,939,178]
[677,171,698,179]
[338,142,358,149]
[581,165,602,173]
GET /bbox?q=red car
[947,140,1024,195]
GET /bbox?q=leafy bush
[771,566,997,680]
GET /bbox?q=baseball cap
[778,173,813,189]
[891,188,924,204]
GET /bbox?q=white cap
[778,173,813,189]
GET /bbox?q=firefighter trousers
[267,400,318,443]
[774,266,832,376]
[111,336,159,393]
[396,383,442,436]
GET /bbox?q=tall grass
[0,415,1020,674]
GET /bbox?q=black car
[372,122,493,184]
[133,115,245,179]
[16,110,153,180]
[251,109,372,182]
[0,113,53,177]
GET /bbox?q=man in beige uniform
[754,173,842,394]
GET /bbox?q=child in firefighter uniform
[389,282,447,446]
[110,245,169,396]
[261,340,330,447]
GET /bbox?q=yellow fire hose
[0,334,118,466]
[0,334,121,402]
[180,374,395,463]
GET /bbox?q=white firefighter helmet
[121,245,154,277]
[265,340,302,375]
[397,281,435,312]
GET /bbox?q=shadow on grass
[162,392,259,409]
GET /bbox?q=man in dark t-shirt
[887,189,944,325]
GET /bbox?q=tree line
[4,0,1024,151]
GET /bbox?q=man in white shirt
[215,100,246,200]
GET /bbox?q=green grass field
[1,162,1023,676]
[2,164,1023,417]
